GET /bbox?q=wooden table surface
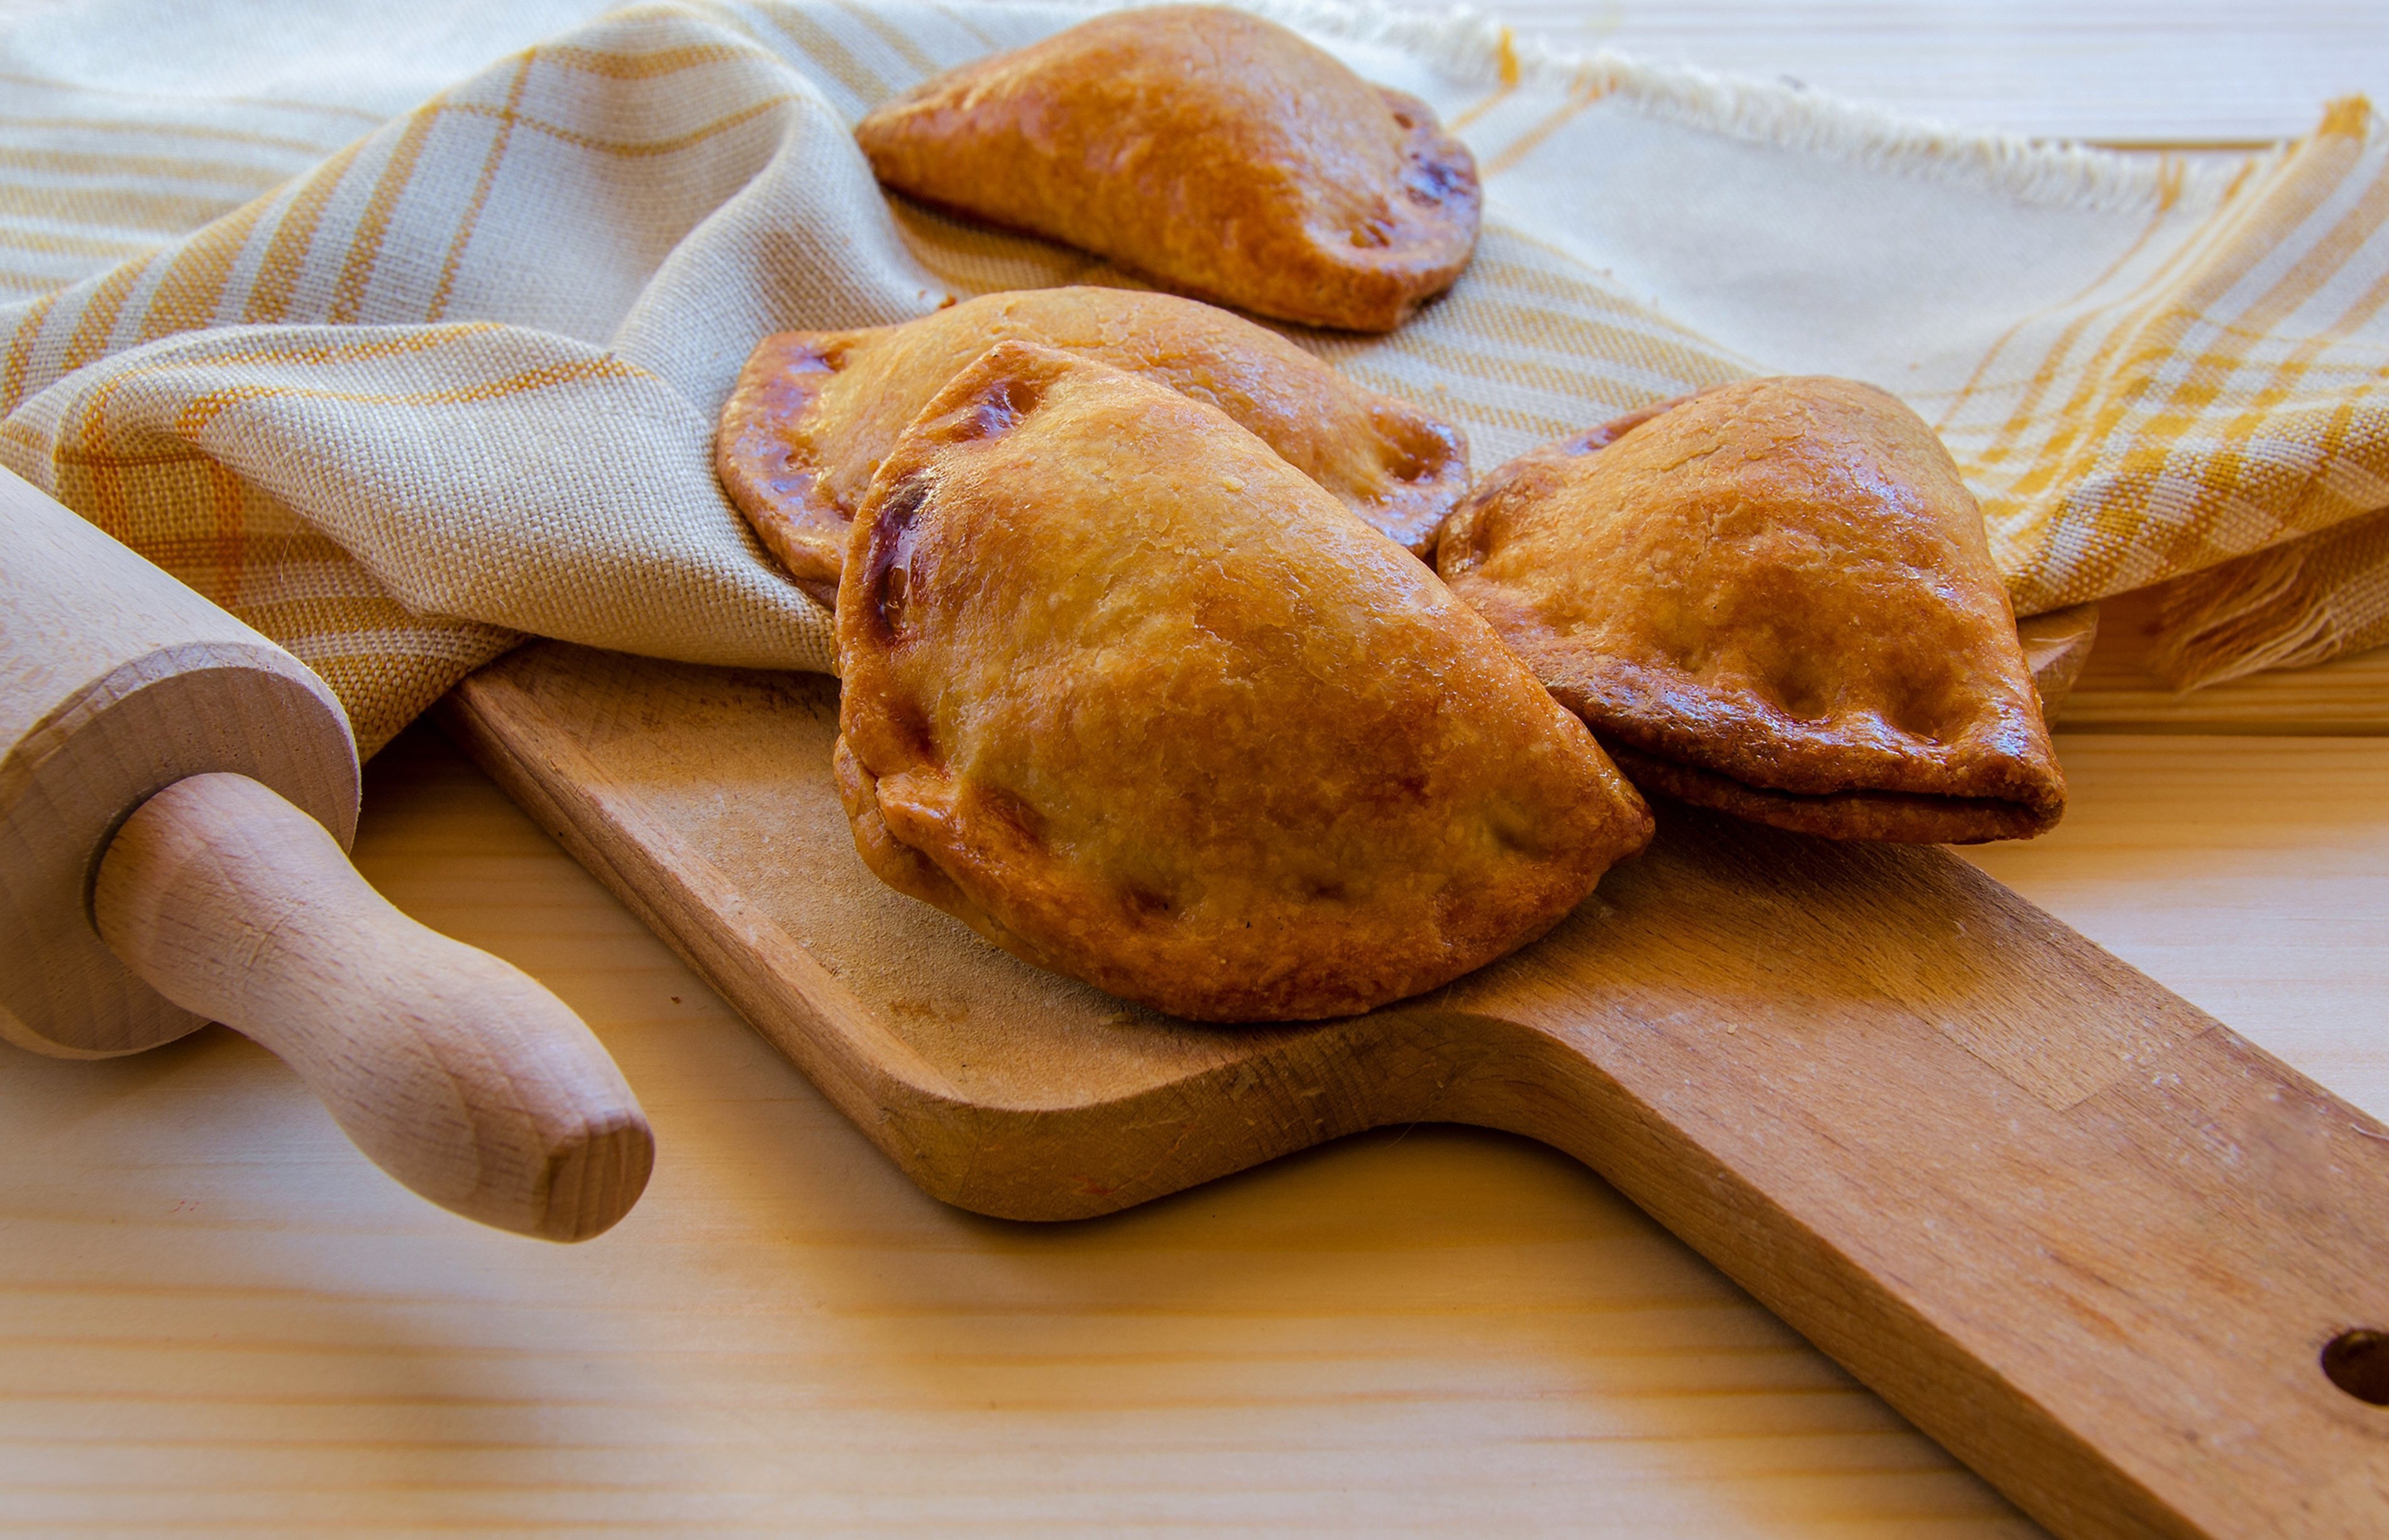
[6,5,2388,1536]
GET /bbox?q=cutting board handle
[93,772,653,1241]
[1423,817,2389,1540]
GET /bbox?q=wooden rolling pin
[0,468,651,1240]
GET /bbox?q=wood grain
[0,465,654,1241]
[0,466,358,1059]
[439,641,2389,1540]
[2019,602,2099,720]
[6,721,2386,1536]
[95,773,654,1241]
[3,7,2382,1535]
[1958,735,2389,1120]
[2055,586,2389,735]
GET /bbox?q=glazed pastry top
[717,287,1468,601]
[1438,377,2064,836]
[854,6,1479,332]
[834,341,1650,1021]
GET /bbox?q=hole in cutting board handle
[2322,1329,2389,1405]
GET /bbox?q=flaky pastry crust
[852,6,1479,333]
[834,341,1651,1021]
[717,287,1467,601]
[1437,377,2065,844]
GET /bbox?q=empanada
[852,6,1479,333]
[719,287,1467,601]
[1437,377,2065,844]
[836,341,1651,1021]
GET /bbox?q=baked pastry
[1437,377,2065,844]
[835,341,1651,1021]
[719,287,1467,602]
[852,6,1479,333]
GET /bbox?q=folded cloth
[1,0,2383,752]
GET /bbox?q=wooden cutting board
[437,633,2389,1540]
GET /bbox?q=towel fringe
[1026,0,2300,214]
[2151,546,2344,689]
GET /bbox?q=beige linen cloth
[3,0,2385,754]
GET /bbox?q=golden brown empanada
[852,6,1479,333]
[1437,377,2065,844]
[836,341,1650,1021]
[719,287,1467,602]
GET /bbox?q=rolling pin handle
[91,772,654,1241]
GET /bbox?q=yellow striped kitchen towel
[1,0,2383,752]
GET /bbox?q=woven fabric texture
[1,0,2383,751]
